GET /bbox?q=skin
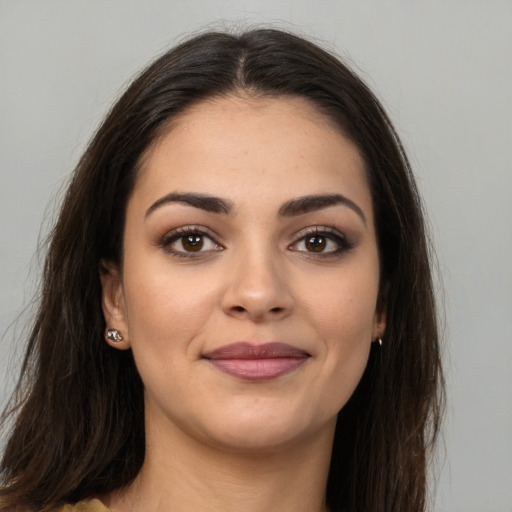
[101,94,385,512]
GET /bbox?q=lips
[202,342,310,381]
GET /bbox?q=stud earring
[378,338,383,346]
[105,329,123,343]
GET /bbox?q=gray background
[1,1,511,511]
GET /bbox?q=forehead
[133,95,372,216]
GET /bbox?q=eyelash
[288,227,352,259]
[158,226,352,259]
[159,226,223,259]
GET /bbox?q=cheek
[121,266,221,403]
[122,259,221,348]
[300,265,379,342]
[297,265,378,406]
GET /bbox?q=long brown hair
[0,29,444,512]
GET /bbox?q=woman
[0,29,444,512]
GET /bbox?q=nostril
[270,307,283,313]
[233,306,245,312]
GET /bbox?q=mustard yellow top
[3,498,109,512]
[15,500,110,512]
[51,500,110,512]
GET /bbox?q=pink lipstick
[203,342,309,381]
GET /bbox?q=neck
[105,413,335,512]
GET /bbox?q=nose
[221,249,294,323]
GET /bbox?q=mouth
[202,342,310,381]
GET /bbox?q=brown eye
[305,235,326,253]
[182,234,204,252]
[289,228,350,258]
[161,228,223,258]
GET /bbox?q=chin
[198,408,335,454]
[209,427,306,453]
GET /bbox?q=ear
[99,260,131,350]
[372,292,387,343]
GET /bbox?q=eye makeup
[158,225,224,259]
[156,223,354,261]
[288,226,354,259]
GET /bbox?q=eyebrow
[145,192,366,224]
[145,192,233,217]
[278,194,366,224]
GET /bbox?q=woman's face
[102,95,385,452]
